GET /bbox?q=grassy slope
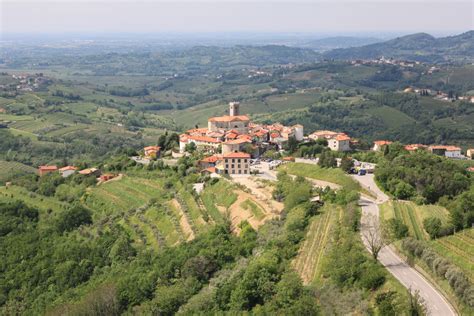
[431,228,474,281]
[280,162,363,193]
[293,204,342,285]
[380,200,449,241]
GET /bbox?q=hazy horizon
[1,0,472,37]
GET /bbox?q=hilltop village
[36,101,474,179]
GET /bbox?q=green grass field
[241,199,265,220]
[293,204,343,285]
[0,160,37,183]
[280,162,363,193]
[380,200,449,240]
[0,185,67,215]
[200,180,237,223]
[430,228,474,281]
[83,176,164,214]
[367,106,415,129]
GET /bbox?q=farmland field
[293,204,343,285]
[430,228,474,281]
[0,160,37,183]
[0,185,67,214]
[380,200,449,240]
[83,176,164,214]
[280,162,363,193]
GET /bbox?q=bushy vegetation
[376,148,471,203]
[402,238,474,308]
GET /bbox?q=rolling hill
[324,31,474,63]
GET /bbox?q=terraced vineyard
[293,204,343,285]
[280,162,364,194]
[0,185,67,213]
[380,201,449,240]
[200,180,237,223]
[0,160,37,183]
[83,176,165,214]
[430,228,474,281]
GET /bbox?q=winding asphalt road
[354,174,457,316]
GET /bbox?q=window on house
[244,170,247,174]
[238,164,241,168]
[238,170,241,174]
[232,164,235,168]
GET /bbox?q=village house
[79,168,101,177]
[308,130,346,141]
[38,165,58,176]
[59,166,77,178]
[372,140,392,151]
[100,173,116,182]
[466,148,474,159]
[328,134,351,152]
[215,152,250,175]
[198,155,220,169]
[144,146,161,159]
[404,144,428,152]
[429,145,463,159]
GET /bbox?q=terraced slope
[292,204,343,285]
[380,200,449,240]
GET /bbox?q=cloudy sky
[1,0,473,35]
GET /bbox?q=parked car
[358,169,367,176]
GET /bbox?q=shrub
[423,217,442,239]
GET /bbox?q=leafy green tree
[376,291,400,316]
[319,151,337,168]
[387,218,409,239]
[340,157,354,173]
[423,217,442,239]
[56,205,92,233]
[109,236,136,262]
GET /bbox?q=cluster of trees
[402,238,474,308]
[376,148,471,204]
[108,86,149,97]
[52,90,82,100]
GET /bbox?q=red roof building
[38,165,58,176]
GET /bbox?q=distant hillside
[324,31,474,63]
[303,36,382,51]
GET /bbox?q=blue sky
[1,0,472,35]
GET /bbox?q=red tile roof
[59,166,77,172]
[335,135,351,141]
[223,152,250,159]
[144,146,161,151]
[201,155,220,163]
[39,165,58,171]
[225,138,251,145]
[188,135,222,143]
[429,145,461,151]
[203,167,217,173]
[208,115,249,122]
[374,140,392,146]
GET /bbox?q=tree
[56,205,92,233]
[423,217,442,239]
[387,218,409,239]
[319,151,336,168]
[340,157,354,173]
[362,214,387,261]
[185,142,196,153]
[286,136,298,154]
[408,289,427,316]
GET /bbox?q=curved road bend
[354,174,456,316]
